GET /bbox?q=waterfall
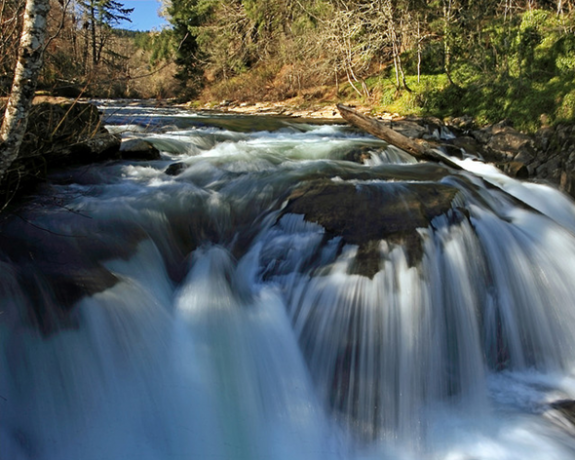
[2,102,575,460]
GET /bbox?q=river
[2,101,575,460]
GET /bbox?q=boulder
[120,138,161,161]
[550,399,575,426]
[343,145,375,164]
[0,101,122,203]
[389,119,428,139]
[530,123,575,197]
[488,127,536,161]
[165,161,188,176]
[448,115,476,131]
[282,180,461,278]
[560,171,575,196]
[449,136,483,157]
[499,161,529,179]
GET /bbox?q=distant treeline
[0,0,178,99]
[165,0,575,130]
[2,0,574,129]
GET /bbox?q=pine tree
[167,0,211,97]
[77,0,133,67]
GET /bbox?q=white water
[2,103,575,459]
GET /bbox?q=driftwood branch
[336,104,462,170]
[336,104,550,219]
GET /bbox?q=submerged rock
[343,145,374,164]
[120,138,161,160]
[165,161,188,176]
[282,180,461,278]
[549,399,575,432]
[550,399,575,422]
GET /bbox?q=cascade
[2,102,575,460]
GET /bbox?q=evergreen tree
[167,0,213,97]
[77,0,133,67]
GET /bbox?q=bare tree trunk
[391,31,411,93]
[442,0,457,86]
[392,49,401,89]
[90,1,97,67]
[417,19,422,84]
[0,0,50,183]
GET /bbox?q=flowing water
[2,101,575,460]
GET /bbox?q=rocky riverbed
[2,98,575,208]
[0,99,161,207]
[209,99,575,198]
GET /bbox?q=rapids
[2,101,575,460]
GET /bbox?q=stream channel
[2,101,575,459]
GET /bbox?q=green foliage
[362,6,575,131]
[167,0,211,98]
[159,0,575,132]
[134,30,175,66]
[369,71,575,132]
[558,88,575,121]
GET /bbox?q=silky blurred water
[2,102,575,460]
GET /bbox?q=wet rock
[439,143,465,159]
[390,120,428,139]
[120,138,161,160]
[450,136,482,157]
[282,180,460,278]
[499,161,529,179]
[0,102,121,203]
[54,132,121,165]
[343,145,375,164]
[422,117,447,136]
[165,161,188,176]
[550,400,575,425]
[0,216,149,336]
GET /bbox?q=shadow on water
[2,102,575,460]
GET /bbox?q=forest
[2,0,575,131]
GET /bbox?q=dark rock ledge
[371,114,575,198]
[0,101,160,206]
[281,180,462,278]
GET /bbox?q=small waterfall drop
[3,102,575,460]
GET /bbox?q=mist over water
[2,102,575,460]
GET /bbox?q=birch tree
[0,0,50,183]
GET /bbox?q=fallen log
[336,104,462,170]
[335,104,555,221]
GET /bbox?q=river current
[2,102,575,459]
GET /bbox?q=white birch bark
[0,0,51,182]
